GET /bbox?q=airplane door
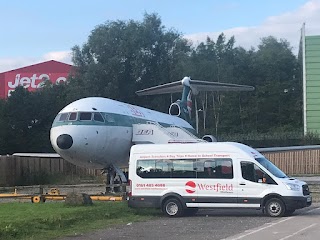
[237,161,275,208]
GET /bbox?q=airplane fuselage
[50,97,195,169]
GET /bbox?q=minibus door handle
[239,182,246,186]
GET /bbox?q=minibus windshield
[256,157,287,178]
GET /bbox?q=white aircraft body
[50,97,194,169]
[50,77,254,170]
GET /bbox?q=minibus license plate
[307,196,311,202]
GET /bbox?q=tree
[252,36,300,132]
[0,83,69,154]
[189,33,240,136]
[70,13,191,113]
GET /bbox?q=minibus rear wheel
[162,198,184,217]
[265,198,285,217]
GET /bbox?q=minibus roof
[130,142,264,160]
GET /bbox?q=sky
[0,0,320,73]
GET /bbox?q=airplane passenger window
[94,113,104,122]
[69,112,77,121]
[59,113,68,121]
[79,112,92,121]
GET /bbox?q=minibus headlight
[285,183,300,191]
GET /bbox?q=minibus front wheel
[265,198,285,217]
[162,198,184,217]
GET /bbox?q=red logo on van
[185,181,196,194]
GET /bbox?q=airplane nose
[56,134,73,149]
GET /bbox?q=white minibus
[128,142,312,217]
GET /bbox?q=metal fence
[1,145,320,187]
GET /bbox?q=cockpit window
[94,112,104,122]
[105,114,115,123]
[59,113,68,121]
[79,112,92,121]
[69,112,77,121]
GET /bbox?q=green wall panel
[306,92,320,99]
[307,98,320,104]
[306,36,320,42]
[307,111,320,117]
[306,123,320,130]
[306,35,320,133]
[306,63,320,69]
[307,105,320,111]
[307,69,320,75]
[306,56,320,63]
[306,76,320,81]
[306,45,320,51]
[306,87,320,93]
[306,51,320,57]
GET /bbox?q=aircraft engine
[202,135,217,142]
[169,102,181,116]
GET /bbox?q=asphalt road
[224,205,320,240]
[60,203,320,240]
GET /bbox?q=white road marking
[278,223,317,240]
[228,217,293,240]
[227,206,320,240]
[307,207,320,213]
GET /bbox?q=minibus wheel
[265,198,285,217]
[162,198,184,217]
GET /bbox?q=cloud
[184,0,320,54]
[0,50,72,73]
[43,51,72,63]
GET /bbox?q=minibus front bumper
[282,195,312,210]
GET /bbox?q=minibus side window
[171,159,196,178]
[241,161,276,184]
[202,160,216,178]
[197,158,233,179]
[136,159,172,178]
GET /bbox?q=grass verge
[0,201,161,240]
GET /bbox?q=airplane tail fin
[167,84,193,123]
[136,77,254,124]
